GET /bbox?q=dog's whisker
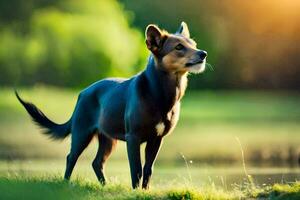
[206,63,214,71]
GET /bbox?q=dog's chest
[154,102,180,137]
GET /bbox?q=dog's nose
[198,50,207,60]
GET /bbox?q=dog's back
[75,77,132,140]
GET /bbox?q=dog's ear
[145,25,165,54]
[176,21,190,38]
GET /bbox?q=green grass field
[0,86,300,199]
[1,176,300,200]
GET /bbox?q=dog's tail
[15,90,72,140]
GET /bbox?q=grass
[0,175,234,200]
[0,175,300,200]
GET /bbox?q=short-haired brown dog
[16,22,207,189]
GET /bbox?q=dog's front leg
[126,134,142,189]
[142,136,162,189]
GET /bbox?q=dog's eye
[175,44,184,50]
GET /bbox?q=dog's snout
[197,50,207,60]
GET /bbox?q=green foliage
[0,0,147,87]
[121,0,300,89]
[1,0,300,89]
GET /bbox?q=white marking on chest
[155,122,165,136]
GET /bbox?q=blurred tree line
[0,0,147,88]
[0,0,299,89]
[121,0,300,90]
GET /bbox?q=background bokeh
[1,0,300,89]
[0,0,300,188]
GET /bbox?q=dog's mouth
[185,59,206,74]
[185,60,204,67]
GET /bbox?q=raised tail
[15,90,72,140]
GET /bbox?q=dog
[16,22,207,189]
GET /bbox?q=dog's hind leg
[92,133,117,185]
[64,131,94,180]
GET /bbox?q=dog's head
[145,22,207,74]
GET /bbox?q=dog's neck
[144,55,188,114]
